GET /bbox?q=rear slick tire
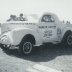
[61,32,72,48]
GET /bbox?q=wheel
[19,40,33,55]
[67,34,72,46]
[62,32,72,47]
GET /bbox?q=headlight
[0,35,8,42]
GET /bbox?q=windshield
[41,15,55,22]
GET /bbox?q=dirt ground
[0,44,72,72]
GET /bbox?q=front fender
[10,28,42,46]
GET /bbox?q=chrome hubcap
[67,35,72,45]
[23,42,32,54]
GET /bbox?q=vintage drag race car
[0,13,72,55]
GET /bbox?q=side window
[41,15,55,22]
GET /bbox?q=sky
[0,0,72,23]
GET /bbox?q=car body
[0,13,72,54]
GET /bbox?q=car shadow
[1,44,72,62]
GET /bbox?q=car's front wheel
[19,40,33,55]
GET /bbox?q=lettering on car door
[39,14,58,42]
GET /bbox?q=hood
[1,22,37,34]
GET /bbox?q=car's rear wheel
[67,34,72,46]
[62,32,72,47]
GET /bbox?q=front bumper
[0,44,19,49]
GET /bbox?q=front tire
[19,40,33,55]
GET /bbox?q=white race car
[0,13,72,55]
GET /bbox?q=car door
[38,14,58,43]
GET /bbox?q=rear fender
[61,27,72,40]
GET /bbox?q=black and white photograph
[0,0,72,72]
